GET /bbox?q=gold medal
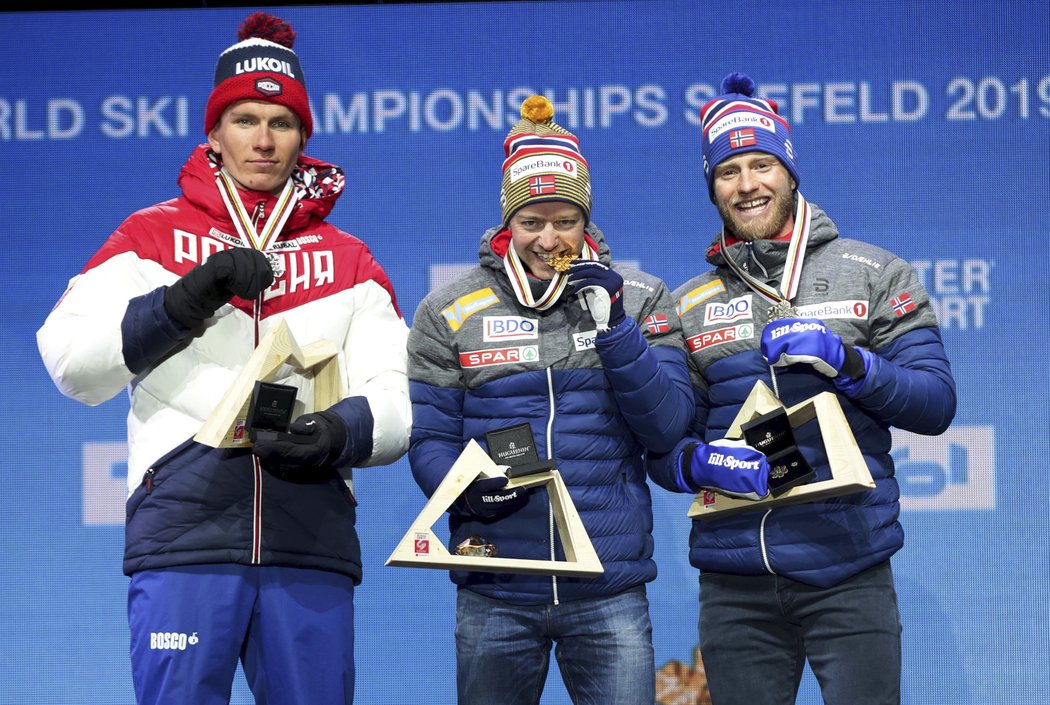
[454,535,498,558]
[543,252,579,273]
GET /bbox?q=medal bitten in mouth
[540,251,579,273]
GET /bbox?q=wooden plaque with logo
[687,381,875,520]
[386,440,603,577]
[194,318,340,449]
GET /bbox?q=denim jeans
[698,561,902,705]
[455,585,655,705]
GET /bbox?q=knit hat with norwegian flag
[204,12,313,137]
[700,73,799,201]
[500,96,592,225]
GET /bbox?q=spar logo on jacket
[459,345,540,368]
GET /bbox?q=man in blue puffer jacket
[646,73,957,705]
[408,96,693,705]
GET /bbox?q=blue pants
[128,564,356,705]
[698,560,902,705]
[455,585,655,705]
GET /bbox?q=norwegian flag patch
[643,314,670,334]
[529,175,557,196]
[890,292,917,317]
[729,128,757,149]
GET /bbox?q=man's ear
[207,126,221,153]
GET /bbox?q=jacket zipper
[545,367,559,605]
[759,508,775,574]
[250,200,265,565]
[251,456,263,564]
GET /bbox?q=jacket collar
[176,145,345,234]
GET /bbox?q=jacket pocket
[124,439,220,522]
[126,439,197,521]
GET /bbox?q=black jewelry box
[246,381,297,436]
[740,407,815,496]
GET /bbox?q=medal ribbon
[215,169,299,252]
[717,194,812,398]
[503,239,599,310]
[718,193,812,309]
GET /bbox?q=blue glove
[678,438,770,500]
[566,261,625,332]
[457,476,528,520]
[252,410,348,472]
[759,317,870,394]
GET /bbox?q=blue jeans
[455,585,655,705]
[698,561,902,705]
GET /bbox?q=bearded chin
[718,194,794,242]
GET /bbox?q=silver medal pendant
[768,300,800,322]
[265,251,285,278]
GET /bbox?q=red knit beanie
[204,12,313,137]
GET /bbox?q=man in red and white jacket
[36,13,409,705]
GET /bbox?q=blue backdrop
[3,2,1047,703]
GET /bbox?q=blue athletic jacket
[646,204,957,588]
[408,224,693,605]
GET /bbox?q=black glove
[457,476,528,520]
[251,410,348,473]
[164,248,274,328]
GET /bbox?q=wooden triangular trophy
[386,440,603,578]
[194,319,340,449]
[688,381,875,520]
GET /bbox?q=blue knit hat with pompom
[699,73,799,201]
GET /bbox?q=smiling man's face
[712,151,796,241]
